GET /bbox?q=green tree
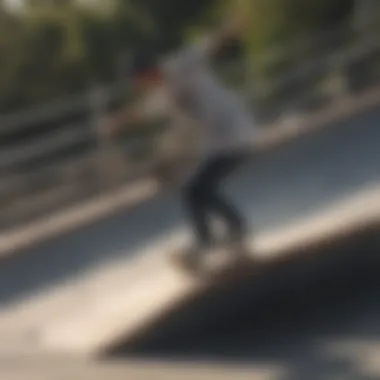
[0,0,360,113]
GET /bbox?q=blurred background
[0,0,379,231]
[1,1,380,379]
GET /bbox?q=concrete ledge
[0,358,285,380]
[1,86,380,258]
[0,179,160,258]
[36,185,380,358]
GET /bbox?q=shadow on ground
[107,226,380,380]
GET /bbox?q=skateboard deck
[204,247,255,283]
[169,245,255,281]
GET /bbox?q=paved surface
[1,227,380,380]
[0,105,379,310]
[0,105,379,376]
[111,225,380,380]
[0,357,284,380]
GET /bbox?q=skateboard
[169,244,254,280]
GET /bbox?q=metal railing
[0,17,379,232]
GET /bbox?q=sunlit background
[0,1,380,379]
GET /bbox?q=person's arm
[182,15,248,63]
[104,102,142,137]
[102,87,169,137]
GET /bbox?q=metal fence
[1,16,379,233]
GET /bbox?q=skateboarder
[104,17,256,270]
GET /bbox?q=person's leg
[180,160,216,250]
[209,190,246,240]
[181,151,248,251]
[182,152,247,245]
[201,152,248,242]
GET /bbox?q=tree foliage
[0,0,356,113]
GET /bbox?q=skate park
[1,88,380,379]
[1,5,380,376]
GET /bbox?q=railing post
[89,84,123,191]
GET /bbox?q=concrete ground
[0,103,379,378]
[0,105,379,308]
[1,225,380,380]
[111,224,380,380]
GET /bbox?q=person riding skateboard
[104,17,257,271]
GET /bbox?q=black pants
[181,151,248,248]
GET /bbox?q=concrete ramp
[2,217,380,380]
[0,357,286,380]
[1,103,380,360]
[9,185,377,358]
